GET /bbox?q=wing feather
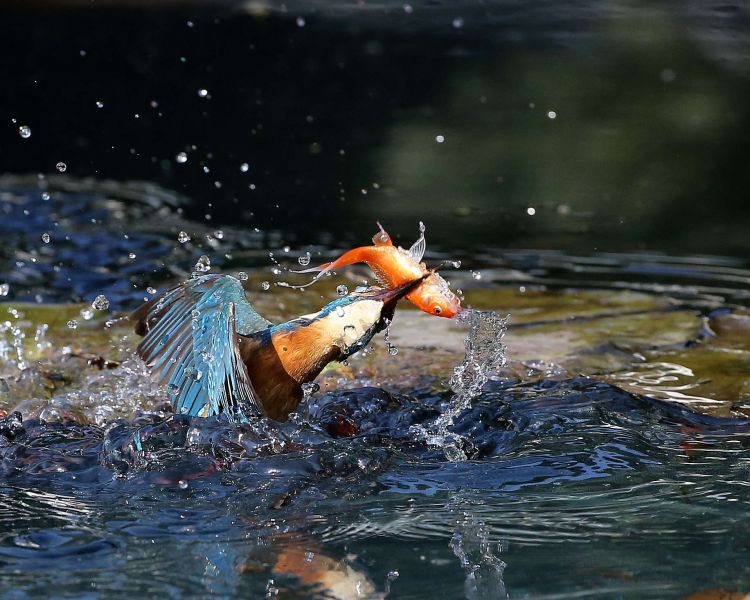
[132,274,271,421]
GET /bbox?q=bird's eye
[433,306,442,315]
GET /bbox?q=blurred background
[1,0,749,261]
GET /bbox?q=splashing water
[418,308,509,461]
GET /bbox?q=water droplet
[18,125,31,139]
[298,252,311,266]
[176,152,188,164]
[80,307,94,320]
[261,281,270,291]
[344,324,357,338]
[198,88,208,98]
[388,346,399,356]
[194,255,211,273]
[336,284,348,296]
[178,480,188,489]
[41,233,50,244]
[213,230,224,240]
[435,135,445,143]
[296,16,306,27]
[56,162,67,172]
[167,383,179,396]
[237,272,248,281]
[67,319,78,329]
[452,17,464,28]
[178,231,191,243]
[147,287,157,295]
[95,101,104,108]
[92,295,110,310]
[336,305,346,317]
[0,283,8,297]
[240,162,249,172]
[301,381,319,397]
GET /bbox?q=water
[1,175,750,600]
[3,2,750,598]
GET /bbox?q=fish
[295,222,462,318]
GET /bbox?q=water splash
[419,308,509,461]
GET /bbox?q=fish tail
[290,247,375,287]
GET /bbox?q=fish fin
[132,274,267,421]
[370,264,392,287]
[407,221,427,263]
[372,222,393,246]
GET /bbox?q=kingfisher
[131,273,424,422]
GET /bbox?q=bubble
[336,284,348,296]
[403,4,413,13]
[261,281,270,291]
[547,111,557,119]
[471,270,482,280]
[56,162,67,172]
[146,287,157,295]
[298,252,311,266]
[167,383,179,396]
[95,101,104,108]
[194,255,211,273]
[388,346,399,356]
[452,17,464,28]
[526,207,536,216]
[128,252,136,259]
[435,135,445,143]
[18,125,31,139]
[41,233,50,244]
[296,16,306,27]
[67,319,78,329]
[92,295,110,310]
[198,88,208,98]
[237,272,248,281]
[344,324,357,338]
[176,152,188,164]
[336,305,346,318]
[80,307,94,320]
[178,480,188,490]
[0,283,8,297]
[178,231,191,243]
[41,192,50,201]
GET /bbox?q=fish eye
[433,306,442,315]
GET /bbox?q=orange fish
[295,223,462,318]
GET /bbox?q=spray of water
[420,308,509,461]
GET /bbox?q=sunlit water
[2,181,750,599]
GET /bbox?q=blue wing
[132,274,272,421]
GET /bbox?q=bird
[131,273,425,422]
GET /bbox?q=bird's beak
[357,275,427,304]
